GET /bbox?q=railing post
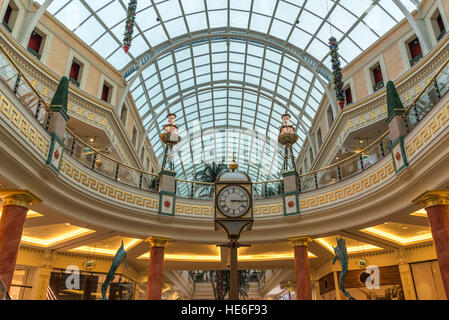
[414,105,420,123]
[34,99,41,120]
[13,73,21,94]
[337,165,342,181]
[91,153,97,171]
[404,114,410,133]
[190,182,194,199]
[139,172,143,189]
[115,164,120,181]
[380,140,385,157]
[314,173,318,189]
[70,139,76,156]
[434,79,441,100]
[297,177,301,192]
[45,112,51,131]
[359,153,365,171]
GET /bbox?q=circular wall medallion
[288,200,294,208]
[54,149,60,160]
[396,152,401,161]
[164,200,171,208]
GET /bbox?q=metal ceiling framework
[33,0,421,181]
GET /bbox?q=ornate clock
[214,157,253,238]
[217,185,251,218]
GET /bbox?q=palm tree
[207,270,250,300]
[194,161,229,197]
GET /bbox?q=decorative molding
[59,158,158,210]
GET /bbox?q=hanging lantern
[160,113,181,147]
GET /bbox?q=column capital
[0,189,41,209]
[413,190,449,208]
[145,236,172,248]
[288,236,313,247]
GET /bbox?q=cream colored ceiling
[10,201,433,271]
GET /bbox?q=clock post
[214,155,253,300]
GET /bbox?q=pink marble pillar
[426,205,449,298]
[0,205,28,291]
[0,189,41,292]
[289,237,313,300]
[145,236,170,300]
[414,191,449,300]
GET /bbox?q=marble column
[289,236,313,300]
[413,191,449,299]
[145,236,171,300]
[0,190,41,292]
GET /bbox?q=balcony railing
[373,80,384,92]
[68,76,80,87]
[437,29,446,42]
[2,20,11,33]
[27,47,41,60]
[409,53,423,67]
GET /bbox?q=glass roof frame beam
[117,31,337,121]
[314,0,384,78]
[137,83,310,153]
[392,0,432,54]
[18,0,54,46]
[174,124,284,178]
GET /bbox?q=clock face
[217,186,251,218]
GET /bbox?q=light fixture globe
[278,114,298,147]
[160,113,181,147]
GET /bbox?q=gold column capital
[412,190,449,208]
[288,236,313,247]
[145,236,172,248]
[0,189,42,209]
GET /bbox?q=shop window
[101,81,112,102]
[120,104,128,123]
[2,2,18,33]
[132,127,137,145]
[316,128,322,149]
[371,64,384,92]
[406,37,423,67]
[69,59,83,87]
[309,147,313,165]
[344,86,353,105]
[27,29,45,60]
[431,9,446,41]
[326,105,334,128]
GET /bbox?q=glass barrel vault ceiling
[35,0,419,181]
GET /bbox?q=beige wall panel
[383,43,406,80]
[352,69,368,100]
[86,66,101,98]
[46,36,70,76]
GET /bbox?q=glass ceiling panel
[34,0,420,181]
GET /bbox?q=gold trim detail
[406,100,449,157]
[413,190,449,208]
[145,236,172,248]
[175,204,212,216]
[300,161,394,209]
[288,236,313,247]
[0,189,41,209]
[0,94,50,156]
[59,159,158,209]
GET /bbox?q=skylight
[34,0,419,181]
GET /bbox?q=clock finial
[229,153,238,172]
